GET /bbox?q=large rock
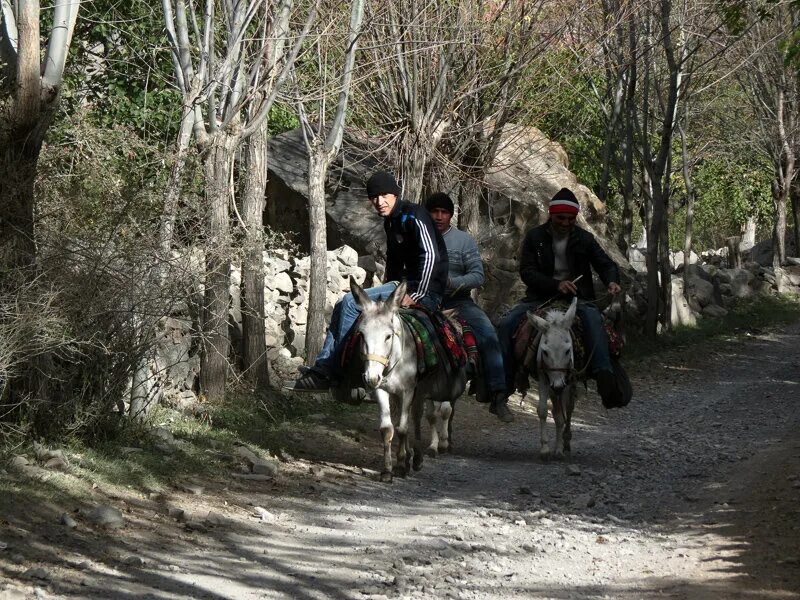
[717,268,756,298]
[266,126,633,319]
[685,275,715,308]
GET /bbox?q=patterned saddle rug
[340,305,476,379]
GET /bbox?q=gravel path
[2,324,800,599]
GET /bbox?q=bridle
[359,318,404,378]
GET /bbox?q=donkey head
[527,297,578,392]
[350,277,407,389]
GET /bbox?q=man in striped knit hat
[496,187,622,410]
[285,171,448,393]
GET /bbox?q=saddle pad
[338,307,468,377]
[399,307,468,373]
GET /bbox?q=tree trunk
[644,190,662,338]
[657,196,671,332]
[0,128,42,276]
[740,216,757,252]
[305,148,330,364]
[199,133,236,402]
[160,89,198,255]
[791,181,800,258]
[680,122,694,295]
[772,177,788,267]
[459,177,482,237]
[240,122,270,389]
[398,136,427,203]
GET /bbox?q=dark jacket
[384,200,449,302]
[520,222,619,302]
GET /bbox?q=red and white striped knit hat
[548,188,580,215]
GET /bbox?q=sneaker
[489,393,515,423]
[283,371,331,393]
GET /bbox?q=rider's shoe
[283,371,331,393]
[489,393,515,423]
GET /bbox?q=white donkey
[350,278,466,482]
[527,297,584,459]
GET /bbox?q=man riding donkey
[496,187,624,411]
[424,193,513,423]
[284,171,448,393]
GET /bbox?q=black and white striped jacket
[384,200,449,302]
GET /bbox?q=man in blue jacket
[426,193,513,423]
[285,171,448,392]
[497,187,622,405]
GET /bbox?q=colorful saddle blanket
[340,305,473,377]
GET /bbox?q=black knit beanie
[366,171,401,198]
[425,192,454,215]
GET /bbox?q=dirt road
[2,324,800,599]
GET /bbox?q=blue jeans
[443,298,505,394]
[497,300,612,393]
[311,283,441,377]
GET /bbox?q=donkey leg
[396,390,415,477]
[411,393,425,471]
[563,384,578,455]
[426,399,440,458]
[446,401,456,454]
[537,378,551,459]
[376,390,394,482]
[438,401,453,454]
[552,393,565,460]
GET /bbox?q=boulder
[718,268,756,298]
[685,275,715,308]
[265,125,633,319]
[670,250,699,273]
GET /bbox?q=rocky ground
[2,323,800,599]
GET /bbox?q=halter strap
[361,353,390,366]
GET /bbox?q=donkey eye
[385,334,392,342]
[564,349,570,356]
[542,349,549,358]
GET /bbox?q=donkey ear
[387,280,407,311]
[563,297,578,328]
[527,311,549,332]
[350,276,374,309]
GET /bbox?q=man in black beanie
[426,193,513,422]
[285,171,448,392]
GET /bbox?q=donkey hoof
[439,443,450,454]
[425,446,439,458]
[412,453,424,471]
[539,448,551,461]
[380,470,393,483]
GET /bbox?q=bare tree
[162,0,315,401]
[356,0,473,202]
[292,0,365,362]
[0,0,81,274]
[736,2,799,266]
[634,0,703,336]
